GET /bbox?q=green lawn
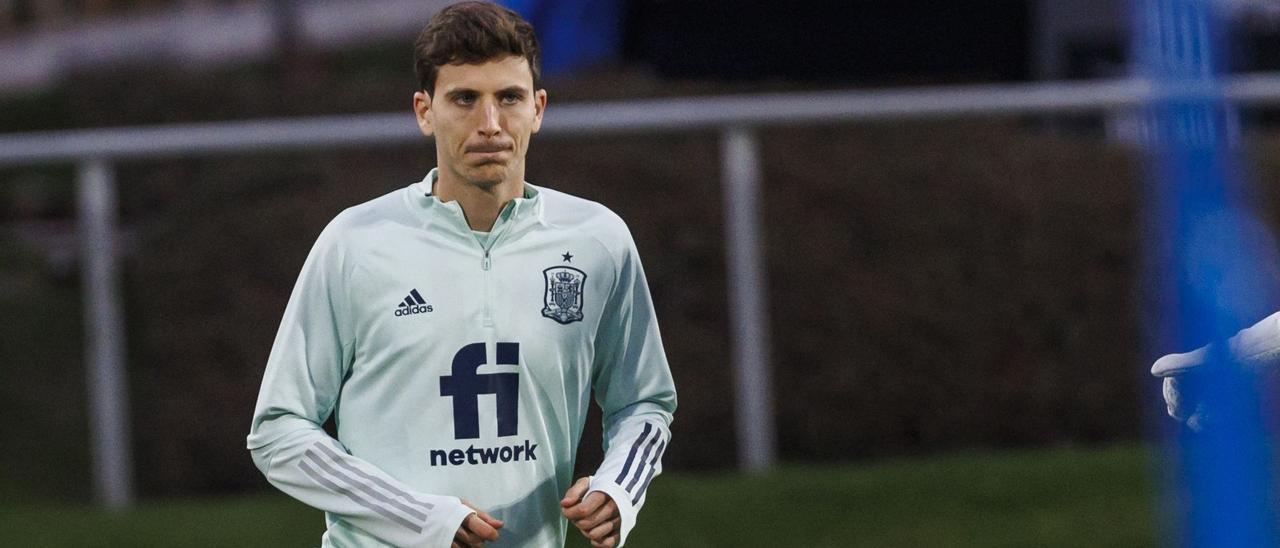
[2,444,1160,547]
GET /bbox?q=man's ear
[531,89,547,134]
[413,91,434,137]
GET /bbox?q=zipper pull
[482,251,491,271]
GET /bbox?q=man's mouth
[466,144,511,154]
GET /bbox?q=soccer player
[245,3,677,547]
[1152,311,1280,430]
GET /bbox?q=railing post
[721,126,776,473]
[76,158,133,509]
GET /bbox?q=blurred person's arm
[564,229,677,547]
[1151,310,1280,430]
[245,218,474,547]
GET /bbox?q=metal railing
[7,74,1280,508]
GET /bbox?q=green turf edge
[2,443,1157,548]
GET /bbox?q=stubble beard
[464,163,506,191]
[464,154,526,191]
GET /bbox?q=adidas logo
[394,289,434,317]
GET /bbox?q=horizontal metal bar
[0,113,420,165]
[5,74,1280,166]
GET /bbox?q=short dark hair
[413,2,542,96]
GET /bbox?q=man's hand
[1151,311,1280,432]
[561,477,621,548]
[1152,348,1213,431]
[452,499,503,548]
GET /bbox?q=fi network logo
[433,342,537,467]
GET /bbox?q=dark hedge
[111,119,1259,495]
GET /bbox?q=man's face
[413,55,546,189]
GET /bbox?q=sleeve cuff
[587,478,638,547]
[424,497,473,548]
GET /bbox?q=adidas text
[395,304,433,316]
[395,289,432,316]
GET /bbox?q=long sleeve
[587,234,678,547]
[245,219,472,547]
[1227,311,1280,367]
[1152,310,1280,378]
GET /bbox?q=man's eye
[501,94,521,104]
[455,95,476,105]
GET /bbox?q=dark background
[3,0,1280,501]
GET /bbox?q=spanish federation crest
[542,266,586,324]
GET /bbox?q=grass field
[1,443,1161,547]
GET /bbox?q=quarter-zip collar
[407,168,544,246]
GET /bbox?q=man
[245,3,677,547]
[1152,311,1280,431]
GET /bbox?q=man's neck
[434,170,523,232]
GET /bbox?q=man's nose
[477,101,501,137]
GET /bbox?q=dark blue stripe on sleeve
[626,433,662,492]
[632,440,666,505]
[614,422,652,485]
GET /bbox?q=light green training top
[246,169,677,547]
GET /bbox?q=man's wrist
[585,479,637,547]
[437,497,474,547]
